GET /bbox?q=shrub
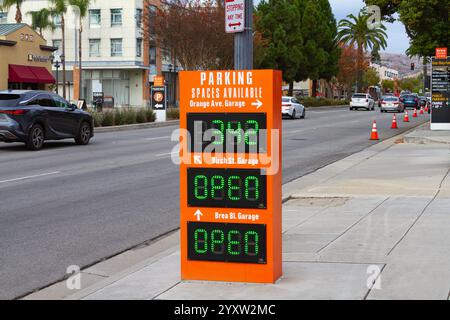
[92,112,104,127]
[298,97,349,107]
[114,109,126,126]
[136,108,147,123]
[123,108,137,124]
[101,111,115,126]
[167,107,180,120]
[145,108,156,122]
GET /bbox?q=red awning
[8,64,55,84]
[29,66,55,84]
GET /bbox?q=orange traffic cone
[391,114,398,129]
[413,108,418,118]
[420,107,424,114]
[370,120,379,140]
[403,110,410,122]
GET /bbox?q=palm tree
[27,9,56,36]
[69,0,91,100]
[0,0,24,23]
[337,11,388,92]
[49,0,69,99]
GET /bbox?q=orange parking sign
[179,70,282,283]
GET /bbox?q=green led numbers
[211,229,225,254]
[211,175,225,200]
[212,119,225,146]
[228,230,242,255]
[194,175,208,200]
[245,176,259,201]
[245,231,259,256]
[194,229,208,254]
[228,176,242,201]
[245,120,259,146]
[227,120,242,144]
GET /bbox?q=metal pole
[55,64,59,95]
[234,0,253,70]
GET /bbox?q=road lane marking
[155,151,179,157]
[0,171,61,184]
[143,136,170,141]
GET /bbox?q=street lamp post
[53,56,61,95]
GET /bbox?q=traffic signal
[411,63,415,71]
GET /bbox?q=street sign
[154,75,165,87]
[151,86,167,110]
[180,70,282,283]
[151,86,167,122]
[431,56,450,130]
[225,0,245,33]
[435,48,447,59]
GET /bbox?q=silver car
[282,96,305,119]
[380,96,404,113]
[350,93,375,111]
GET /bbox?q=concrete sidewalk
[26,125,450,300]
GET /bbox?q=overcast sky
[253,0,410,54]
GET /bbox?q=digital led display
[187,168,267,209]
[187,113,267,154]
[187,222,267,264]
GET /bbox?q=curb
[94,120,180,133]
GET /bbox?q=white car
[350,93,375,111]
[282,96,305,119]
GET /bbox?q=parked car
[0,90,94,150]
[399,94,419,110]
[418,96,428,108]
[282,96,305,119]
[380,96,404,113]
[350,93,375,111]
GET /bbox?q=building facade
[370,63,399,81]
[0,23,55,91]
[7,0,165,107]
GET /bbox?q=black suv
[0,90,93,150]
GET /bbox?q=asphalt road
[0,107,427,299]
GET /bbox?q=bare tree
[144,0,233,71]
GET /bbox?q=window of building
[0,12,8,24]
[111,9,122,26]
[52,39,62,56]
[89,39,101,57]
[136,38,142,57]
[149,46,156,65]
[89,9,101,27]
[148,5,157,37]
[53,15,62,27]
[111,38,123,57]
[135,8,142,28]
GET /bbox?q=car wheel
[26,124,45,151]
[291,110,296,119]
[75,122,92,145]
[301,109,305,119]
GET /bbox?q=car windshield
[383,97,398,101]
[352,94,367,98]
[0,94,22,107]
[282,98,291,103]
[404,95,416,99]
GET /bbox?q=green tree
[255,0,304,96]
[49,0,69,99]
[337,10,388,92]
[0,0,24,23]
[27,9,56,36]
[362,68,380,88]
[69,0,91,100]
[381,79,395,93]
[293,0,340,96]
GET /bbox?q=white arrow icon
[252,99,263,109]
[194,155,202,164]
[194,209,203,221]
